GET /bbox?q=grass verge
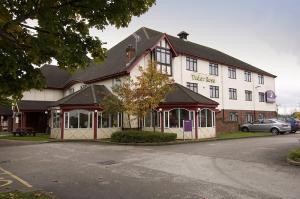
[287,148,300,162]
[0,191,53,199]
[0,134,50,141]
[217,132,272,139]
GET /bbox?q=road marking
[0,177,12,187]
[0,166,32,188]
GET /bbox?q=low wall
[97,128,121,139]
[64,128,93,139]
[50,128,60,139]
[216,118,239,134]
[198,127,216,139]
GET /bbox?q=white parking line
[0,166,32,188]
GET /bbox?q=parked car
[240,119,291,135]
[286,118,300,133]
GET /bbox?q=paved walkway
[0,133,299,199]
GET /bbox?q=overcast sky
[89,0,299,114]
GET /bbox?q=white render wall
[22,89,63,101]
[171,55,276,112]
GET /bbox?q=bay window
[198,109,215,128]
[166,109,194,128]
[64,110,93,129]
[98,112,122,128]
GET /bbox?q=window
[209,63,218,76]
[144,111,152,127]
[186,57,197,71]
[259,92,265,102]
[229,112,238,121]
[98,112,122,128]
[168,109,194,128]
[245,113,254,123]
[258,75,264,84]
[68,88,75,94]
[210,86,219,98]
[258,113,265,120]
[186,82,198,93]
[198,109,215,127]
[229,88,237,100]
[155,47,172,75]
[169,109,179,128]
[228,67,236,79]
[80,85,87,90]
[244,71,251,82]
[245,90,252,101]
[64,110,93,129]
[52,110,61,128]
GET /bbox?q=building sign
[192,73,216,83]
[183,120,193,132]
[265,90,276,103]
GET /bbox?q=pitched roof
[166,34,275,77]
[51,85,111,106]
[17,100,53,111]
[40,65,71,89]
[40,27,275,89]
[163,83,218,105]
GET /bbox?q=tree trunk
[152,109,156,132]
[127,113,131,129]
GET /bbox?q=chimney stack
[177,31,189,41]
[126,45,135,63]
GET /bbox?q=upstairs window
[228,67,236,79]
[210,86,219,98]
[245,90,252,101]
[186,82,198,93]
[259,92,265,102]
[209,63,218,76]
[68,88,74,94]
[186,57,197,72]
[244,71,252,82]
[258,75,264,84]
[229,88,237,100]
[80,85,87,90]
[154,39,172,76]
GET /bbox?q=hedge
[111,131,177,143]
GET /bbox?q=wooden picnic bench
[12,128,37,137]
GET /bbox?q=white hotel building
[0,27,277,140]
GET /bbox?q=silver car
[240,119,291,134]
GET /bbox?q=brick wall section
[216,109,277,133]
[216,118,239,134]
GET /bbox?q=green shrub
[111,131,177,143]
[288,148,300,161]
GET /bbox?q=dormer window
[154,39,172,76]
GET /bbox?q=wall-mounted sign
[265,90,276,103]
[183,120,193,132]
[192,73,216,83]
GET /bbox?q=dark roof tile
[52,85,111,106]
[163,83,218,105]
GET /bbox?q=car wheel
[241,127,249,132]
[271,128,279,135]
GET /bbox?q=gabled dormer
[151,36,177,76]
